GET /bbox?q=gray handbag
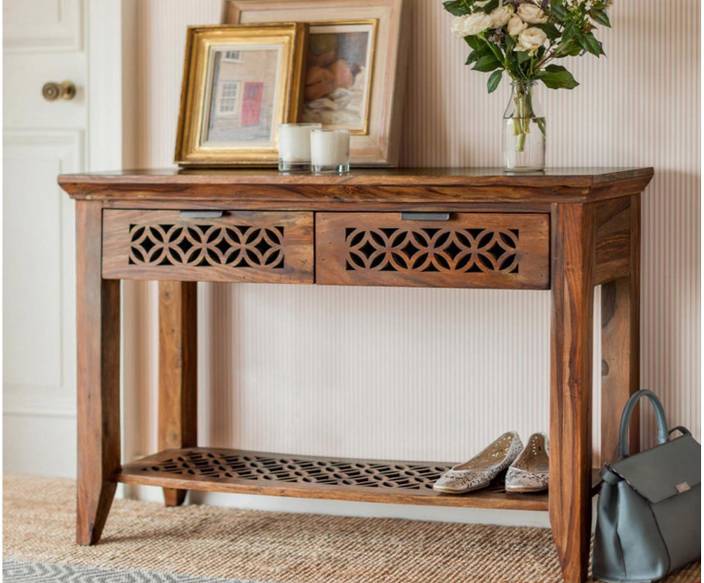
[593,389,701,582]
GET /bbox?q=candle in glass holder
[278,123,321,173]
[310,129,351,175]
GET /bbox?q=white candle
[278,123,320,172]
[310,129,351,174]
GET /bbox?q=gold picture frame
[175,24,307,167]
[226,0,408,167]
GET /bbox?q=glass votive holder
[278,123,321,173]
[310,129,351,175]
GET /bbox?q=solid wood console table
[59,167,653,583]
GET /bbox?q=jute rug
[3,475,700,583]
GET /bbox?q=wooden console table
[59,167,653,583]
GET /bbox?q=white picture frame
[226,0,408,167]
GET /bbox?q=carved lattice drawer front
[102,210,314,283]
[316,212,550,289]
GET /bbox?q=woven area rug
[3,475,700,583]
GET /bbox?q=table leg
[158,281,198,507]
[601,196,641,463]
[550,203,594,583]
[76,201,121,545]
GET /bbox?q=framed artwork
[175,24,307,166]
[226,0,408,167]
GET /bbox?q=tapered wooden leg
[550,203,594,583]
[76,201,121,545]
[601,197,641,463]
[158,281,198,507]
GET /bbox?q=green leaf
[590,8,611,27]
[443,0,470,16]
[504,34,515,53]
[487,70,502,93]
[537,64,579,89]
[472,54,502,72]
[581,32,605,57]
[550,0,568,19]
[465,35,484,51]
[465,50,480,65]
[516,50,531,65]
[557,38,583,57]
[537,22,560,41]
[480,0,499,13]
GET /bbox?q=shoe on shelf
[433,431,523,495]
[505,432,549,493]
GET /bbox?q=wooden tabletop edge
[57,167,655,197]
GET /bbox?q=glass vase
[502,81,545,173]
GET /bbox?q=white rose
[451,12,493,37]
[517,3,548,24]
[507,14,528,36]
[489,4,514,28]
[515,26,548,53]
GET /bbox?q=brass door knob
[42,81,76,101]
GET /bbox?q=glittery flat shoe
[433,431,523,494]
[505,432,549,493]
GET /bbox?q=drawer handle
[179,210,225,219]
[400,212,452,222]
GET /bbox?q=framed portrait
[175,24,307,166]
[226,0,408,167]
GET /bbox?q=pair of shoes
[433,432,549,495]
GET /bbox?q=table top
[58,167,654,205]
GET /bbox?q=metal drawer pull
[400,212,452,222]
[179,210,225,219]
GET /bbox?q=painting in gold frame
[175,24,307,167]
[226,0,408,167]
[302,20,377,135]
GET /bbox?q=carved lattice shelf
[118,447,550,511]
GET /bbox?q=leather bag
[593,389,701,582]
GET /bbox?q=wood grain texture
[102,210,314,283]
[593,197,631,285]
[119,447,549,511]
[316,212,550,289]
[58,167,655,204]
[600,195,641,463]
[158,281,198,507]
[549,203,594,583]
[75,201,121,545]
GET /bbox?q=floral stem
[513,83,532,153]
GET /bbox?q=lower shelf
[118,447,550,511]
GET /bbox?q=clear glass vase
[502,81,545,173]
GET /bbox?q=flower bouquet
[444,0,612,171]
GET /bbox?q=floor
[3,475,700,583]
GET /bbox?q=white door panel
[3,131,79,412]
[4,55,86,128]
[3,0,83,52]
[3,0,88,473]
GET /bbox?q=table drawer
[103,210,314,283]
[316,212,550,289]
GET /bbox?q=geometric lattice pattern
[138,449,452,492]
[345,227,519,274]
[128,224,285,269]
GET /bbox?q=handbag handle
[618,389,668,459]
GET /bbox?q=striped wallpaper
[123,0,700,503]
